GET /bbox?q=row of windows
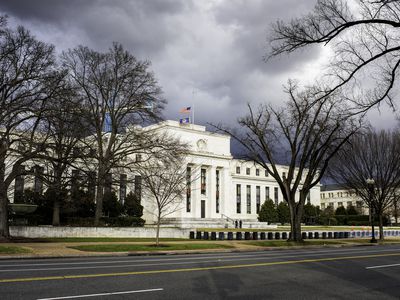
[236,166,269,177]
[321,201,363,209]
[236,184,279,214]
[321,191,355,199]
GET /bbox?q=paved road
[0,245,400,299]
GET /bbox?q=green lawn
[243,240,347,247]
[69,243,234,252]
[42,237,186,243]
[0,245,32,254]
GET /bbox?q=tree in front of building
[329,129,400,240]
[217,82,362,241]
[62,43,166,226]
[335,206,347,216]
[124,191,143,218]
[277,201,290,225]
[139,148,189,246]
[258,199,277,223]
[0,16,63,239]
[302,203,320,225]
[346,205,359,216]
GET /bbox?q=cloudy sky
[0,0,397,129]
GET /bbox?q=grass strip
[69,243,233,252]
[243,240,347,247]
[0,245,32,254]
[42,237,186,243]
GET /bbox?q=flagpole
[192,104,195,124]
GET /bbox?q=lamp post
[366,178,377,243]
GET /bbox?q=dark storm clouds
[0,0,395,128]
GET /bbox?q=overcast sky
[0,0,397,129]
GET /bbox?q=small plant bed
[0,245,32,254]
[41,237,186,243]
[243,240,348,247]
[69,243,233,252]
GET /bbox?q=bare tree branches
[328,129,400,239]
[268,0,400,111]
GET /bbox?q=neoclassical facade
[142,120,321,224]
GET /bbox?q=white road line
[366,263,400,269]
[36,288,164,300]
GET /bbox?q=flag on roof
[180,117,190,124]
[179,106,191,113]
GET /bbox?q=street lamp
[366,178,377,243]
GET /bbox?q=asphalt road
[0,245,400,299]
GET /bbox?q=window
[265,187,270,200]
[274,187,279,206]
[216,169,220,213]
[246,168,250,175]
[201,168,206,195]
[236,166,240,174]
[265,170,269,177]
[282,172,286,178]
[256,186,261,213]
[347,201,352,208]
[246,185,251,214]
[14,165,25,203]
[186,167,192,212]
[119,174,127,204]
[307,192,311,204]
[236,184,241,213]
[136,154,142,162]
[256,169,260,176]
[338,202,343,207]
[134,175,142,203]
[321,203,326,209]
[34,166,44,194]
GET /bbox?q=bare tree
[328,129,400,240]
[61,43,167,225]
[35,79,85,226]
[216,82,362,241]
[269,0,400,111]
[0,18,60,239]
[139,151,190,246]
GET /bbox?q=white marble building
[142,120,321,225]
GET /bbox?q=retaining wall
[10,226,192,239]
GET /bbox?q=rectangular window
[274,187,279,206]
[338,202,343,207]
[347,201,352,207]
[236,166,240,174]
[265,170,269,177]
[265,186,270,201]
[216,169,220,213]
[136,154,142,162]
[201,168,206,195]
[282,172,286,178]
[119,174,127,204]
[256,186,260,213]
[256,169,260,176]
[246,168,250,175]
[236,184,241,213]
[186,167,191,212]
[134,175,142,203]
[246,185,251,214]
[321,203,326,209]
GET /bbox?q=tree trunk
[0,162,10,239]
[156,214,161,247]
[52,197,60,226]
[94,167,105,226]
[378,213,384,241]
[288,202,303,242]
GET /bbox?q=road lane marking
[366,263,400,269]
[1,252,400,283]
[2,247,400,271]
[36,288,164,299]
